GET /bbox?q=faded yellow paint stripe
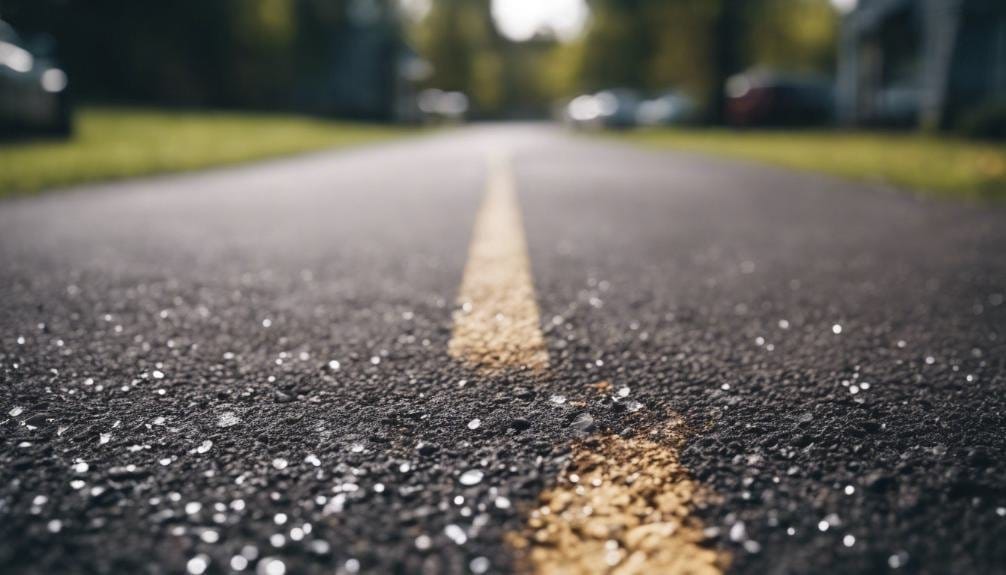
[450,154,726,574]
[448,152,549,373]
[508,421,729,575]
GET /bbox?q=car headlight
[41,68,68,93]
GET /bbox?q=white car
[636,91,698,127]
[565,89,640,129]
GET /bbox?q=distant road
[2,125,1004,574]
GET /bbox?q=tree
[745,0,837,73]
[565,0,836,122]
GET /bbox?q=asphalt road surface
[1,125,1004,575]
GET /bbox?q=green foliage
[417,0,481,92]
[577,1,650,91]
[1,0,840,117]
[744,0,837,72]
[413,0,512,115]
[471,50,506,112]
[406,0,839,117]
[411,0,572,117]
[0,107,413,196]
[568,0,724,98]
[561,0,836,109]
[0,0,379,109]
[643,1,721,97]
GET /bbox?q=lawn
[620,129,1006,201]
[0,107,416,197]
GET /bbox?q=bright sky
[830,0,858,14]
[490,0,589,42]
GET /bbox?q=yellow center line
[507,421,728,575]
[448,151,549,374]
[450,152,728,574]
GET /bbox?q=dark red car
[726,70,834,127]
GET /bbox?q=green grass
[0,107,416,197]
[620,129,1006,200]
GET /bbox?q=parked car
[417,88,469,124]
[870,83,921,127]
[564,88,640,129]
[725,70,833,127]
[0,19,71,137]
[636,90,699,127]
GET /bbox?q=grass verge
[620,129,1006,201]
[0,107,416,198]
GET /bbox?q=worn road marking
[451,153,726,574]
[448,152,549,374]
[507,421,728,575]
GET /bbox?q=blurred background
[0,0,1003,196]
[3,0,1005,131]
